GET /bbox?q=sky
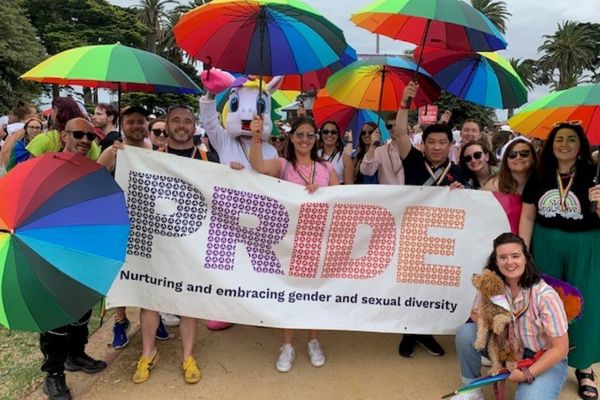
[109,0,599,119]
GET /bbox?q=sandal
[575,369,598,400]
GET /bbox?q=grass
[0,302,105,400]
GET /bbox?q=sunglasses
[386,123,395,129]
[361,130,374,136]
[321,129,338,136]
[462,151,484,163]
[294,131,317,140]
[507,150,531,159]
[151,129,168,137]
[67,130,96,141]
[270,136,286,143]
[553,120,582,127]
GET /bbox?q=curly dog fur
[472,270,521,375]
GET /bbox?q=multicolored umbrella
[414,47,528,109]
[20,43,201,94]
[508,84,600,145]
[278,46,358,92]
[325,56,440,112]
[174,0,349,77]
[313,89,389,147]
[0,153,130,332]
[351,0,507,53]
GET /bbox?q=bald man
[27,117,101,160]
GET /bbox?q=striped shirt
[474,280,568,352]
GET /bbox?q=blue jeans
[455,323,568,400]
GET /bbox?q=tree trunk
[83,87,93,106]
[93,88,99,104]
[507,108,514,119]
[52,84,60,99]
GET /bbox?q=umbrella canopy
[20,43,201,94]
[278,46,358,92]
[174,0,350,76]
[325,56,440,112]
[414,47,528,109]
[351,0,507,52]
[0,153,130,331]
[313,89,389,147]
[508,84,600,145]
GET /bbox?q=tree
[134,0,176,53]
[174,0,212,15]
[537,21,597,90]
[470,0,512,35]
[507,58,535,118]
[0,0,45,114]
[432,91,497,129]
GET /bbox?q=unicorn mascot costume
[199,69,282,169]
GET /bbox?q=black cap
[120,106,150,119]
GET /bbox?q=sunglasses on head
[151,129,168,137]
[270,136,286,143]
[553,120,582,127]
[321,129,338,136]
[462,151,484,163]
[507,150,531,159]
[361,129,374,136]
[67,130,96,141]
[294,131,317,140]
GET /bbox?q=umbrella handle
[405,19,432,109]
[205,57,213,81]
[590,159,600,212]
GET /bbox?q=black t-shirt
[522,166,600,231]
[100,130,122,152]
[401,146,464,186]
[166,146,220,163]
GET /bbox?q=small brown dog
[472,270,521,375]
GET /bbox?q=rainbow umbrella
[279,46,358,92]
[174,0,349,77]
[351,0,507,53]
[313,89,389,147]
[0,153,130,331]
[508,84,600,145]
[414,47,528,109]
[325,56,440,113]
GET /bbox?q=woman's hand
[250,115,263,139]
[449,181,464,190]
[305,183,319,194]
[589,184,600,215]
[507,369,527,383]
[229,161,244,170]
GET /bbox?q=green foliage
[432,91,497,129]
[0,0,45,114]
[20,0,148,55]
[121,92,199,115]
[537,21,597,90]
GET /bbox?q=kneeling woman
[455,233,569,400]
[249,116,338,373]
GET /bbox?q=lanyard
[424,161,451,186]
[556,170,575,210]
[238,137,251,163]
[296,162,315,185]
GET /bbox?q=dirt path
[27,310,588,400]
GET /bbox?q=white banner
[107,146,511,334]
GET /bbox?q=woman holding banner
[519,122,600,400]
[249,115,338,373]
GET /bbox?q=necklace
[556,169,575,211]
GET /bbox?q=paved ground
[27,309,590,400]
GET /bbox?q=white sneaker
[452,389,484,400]
[307,339,325,367]
[276,344,295,372]
[160,313,180,327]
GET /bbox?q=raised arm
[393,82,418,160]
[518,203,537,248]
[249,115,280,177]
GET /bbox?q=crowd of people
[1,80,599,400]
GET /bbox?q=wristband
[519,367,535,384]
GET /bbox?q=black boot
[64,353,107,374]
[43,373,72,400]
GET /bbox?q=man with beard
[92,103,122,152]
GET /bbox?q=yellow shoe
[182,356,201,384]
[132,350,159,384]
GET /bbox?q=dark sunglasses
[462,151,484,163]
[361,130,374,136]
[270,136,286,143]
[321,129,338,136]
[151,129,168,137]
[386,123,395,129]
[67,130,96,141]
[507,150,531,159]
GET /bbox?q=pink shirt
[279,158,333,187]
[359,142,405,185]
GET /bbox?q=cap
[121,106,150,118]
